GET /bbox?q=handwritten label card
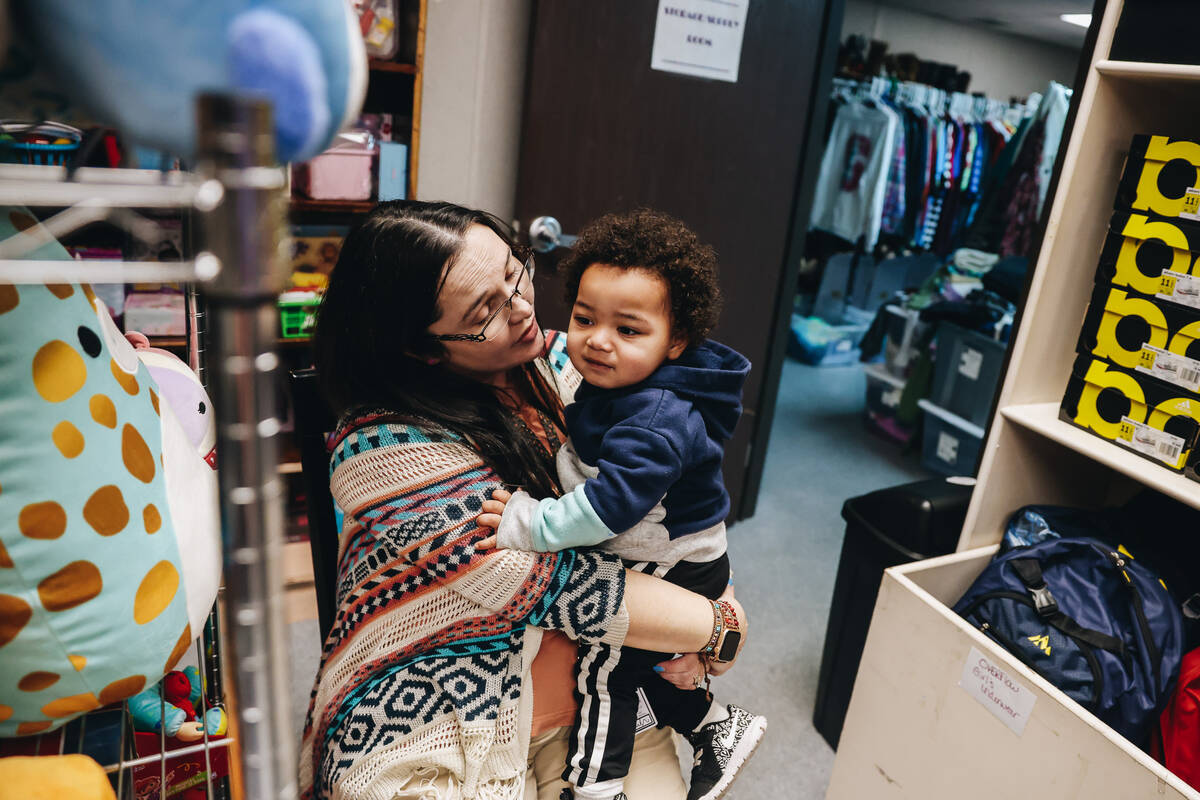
[959,646,1037,735]
[651,0,750,83]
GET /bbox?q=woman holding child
[300,200,760,800]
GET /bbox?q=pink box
[294,150,375,201]
[124,292,185,336]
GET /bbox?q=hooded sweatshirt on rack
[496,339,750,564]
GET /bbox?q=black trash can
[812,477,974,749]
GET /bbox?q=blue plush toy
[11,0,367,163]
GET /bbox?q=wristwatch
[702,599,742,663]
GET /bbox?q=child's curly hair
[561,209,722,346]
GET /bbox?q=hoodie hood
[641,339,750,442]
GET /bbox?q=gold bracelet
[702,599,723,656]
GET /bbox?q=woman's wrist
[700,599,743,664]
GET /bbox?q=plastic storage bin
[865,363,904,418]
[278,291,322,339]
[813,477,973,748]
[883,305,928,377]
[919,399,985,476]
[863,363,915,444]
[928,322,1007,428]
[815,252,872,322]
[787,312,869,366]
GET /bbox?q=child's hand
[474,489,512,551]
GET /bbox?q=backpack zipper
[1106,550,1162,674]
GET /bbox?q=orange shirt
[506,394,580,736]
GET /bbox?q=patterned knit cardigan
[299,336,630,800]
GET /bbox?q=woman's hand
[474,488,512,550]
[654,652,708,691]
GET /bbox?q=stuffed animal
[0,207,221,736]
[127,666,227,742]
[9,0,367,162]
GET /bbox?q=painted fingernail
[652,666,664,673]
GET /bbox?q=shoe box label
[1117,415,1187,467]
[1158,269,1200,311]
[1136,343,1200,393]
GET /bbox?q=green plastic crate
[278,297,320,339]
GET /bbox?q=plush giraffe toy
[0,207,221,736]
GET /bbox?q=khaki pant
[388,724,685,799]
[524,724,685,800]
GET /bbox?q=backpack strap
[1010,557,1127,655]
[1010,558,1059,618]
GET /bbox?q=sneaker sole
[693,715,767,800]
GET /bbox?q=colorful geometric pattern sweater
[298,335,630,800]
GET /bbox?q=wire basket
[0,121,83,166]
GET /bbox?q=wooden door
[515,0,843,519]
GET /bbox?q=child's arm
[476,391,692,553]
[475,481,618,552]
[476,406,689,553]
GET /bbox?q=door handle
[529,216,578,253]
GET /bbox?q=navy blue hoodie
[567,339,750,539]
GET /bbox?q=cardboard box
[1114,134,1200,220]
[1096,210,1200,297]
[378,141,408,201]
[1059,354,1200,472]
[1076,283,1200,373]
[124,292,185,336]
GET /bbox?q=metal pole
[194,93,295,800]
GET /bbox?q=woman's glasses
[431,255,534,343]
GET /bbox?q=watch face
[717,630,742,662]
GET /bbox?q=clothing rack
[813,74,1070,257]
[830,76,1030,127]
[0,95,295,800]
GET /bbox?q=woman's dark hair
[559,208,722,345]
[314,200,564,498]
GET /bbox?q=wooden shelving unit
[288,198,376,215]
[368,58,418,75]
[290,0,425,212]
[829,2,1200,798]
[1094,59,1200,82]
[279,1,427,622]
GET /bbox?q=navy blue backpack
[953,537,1184,744]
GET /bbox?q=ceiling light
[1060,13,1091,28]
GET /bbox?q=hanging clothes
[961,80,1073,256]
[814,78,1042,257]
[1035,82,1072,213]
[810,100,898,249]
[879,100,907,236]
[999,118,1047,257]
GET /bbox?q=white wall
[416,0,531,222]
[842,1,1080,100]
